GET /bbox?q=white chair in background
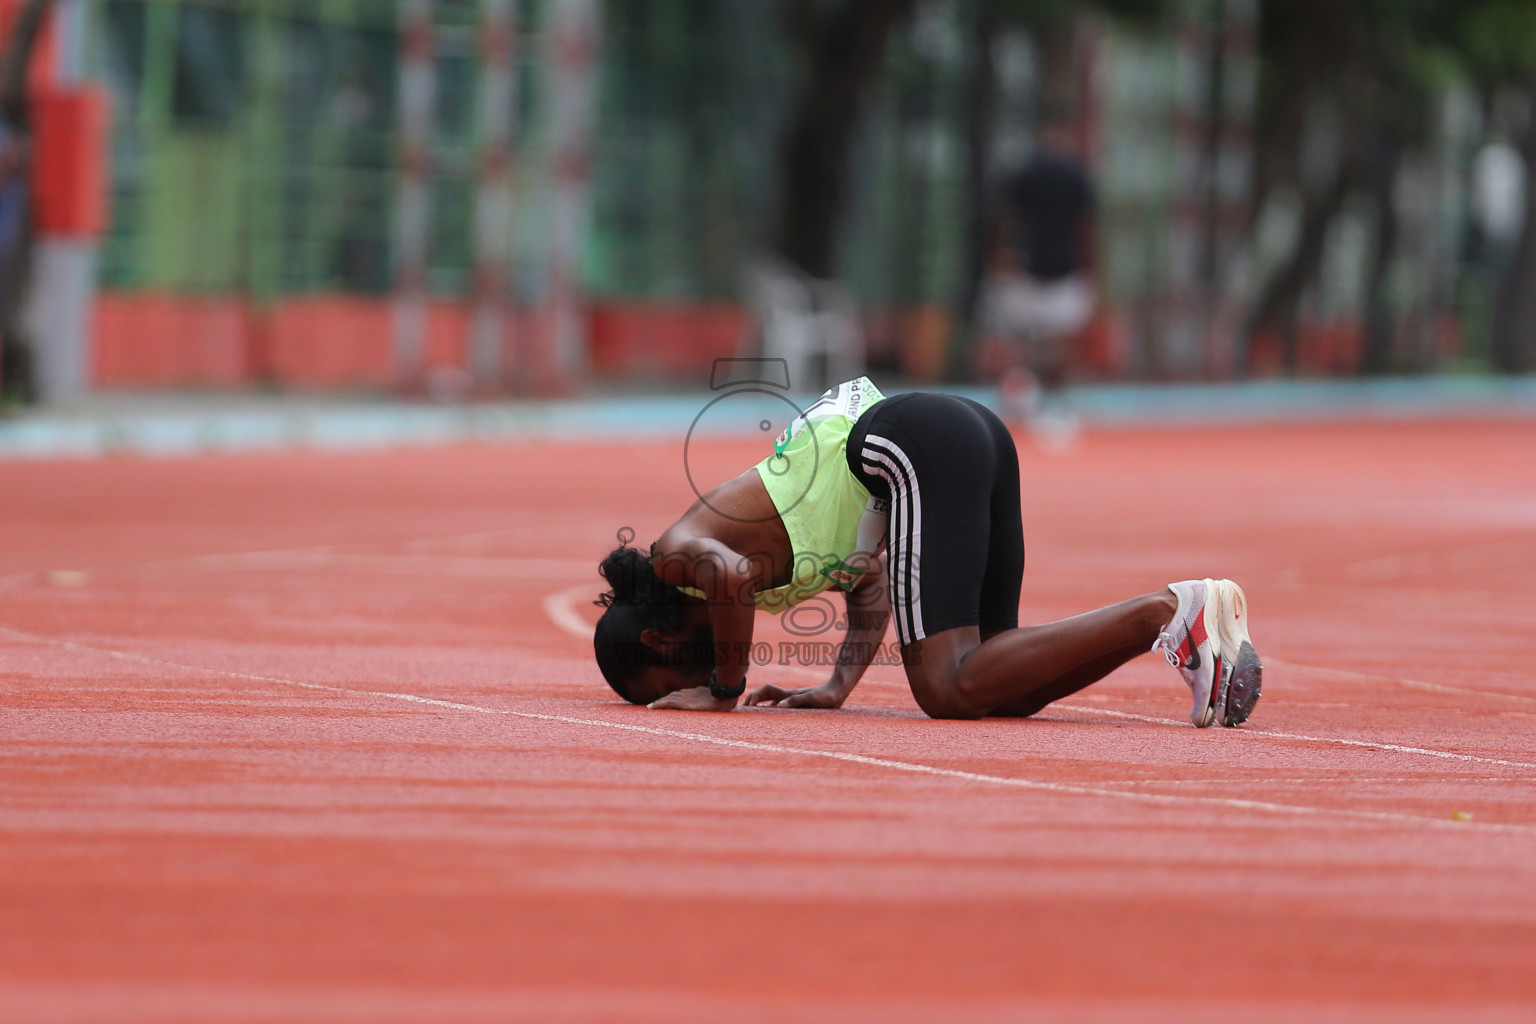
[741,256,863,392]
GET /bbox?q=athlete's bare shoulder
[660,469,793,588]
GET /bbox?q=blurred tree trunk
[951,0,996,379]
[773,0,915,278]
[1359,137,1401,374]
[1031,16,1077,120]
[1243,4,1439,376]
[1490,78,1536,374]
[1244,167,1352,372]
[1243,3,1344,374]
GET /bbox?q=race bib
[773,377,881,458]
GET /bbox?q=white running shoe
[1153,579,1222,727]
[1153,578,1263,728]
[1209,578,1262,727]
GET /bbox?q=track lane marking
[1268,533,1536,583]
[1051,704,1536,772]
[141,550,594,579]
[543,583,600,642]
[4,622,1534,836]
[115,519,618,577]
[1093,775,1536,787]
[1263,656,1536,705]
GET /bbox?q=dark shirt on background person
[1004,149,1094,282]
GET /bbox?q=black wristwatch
[709,669,746,701]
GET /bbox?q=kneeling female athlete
[593,378,1261,725]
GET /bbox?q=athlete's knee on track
[919,695,988,720]
[909,672,988,720]
[986,697,1050,719]
[903,632,992,719]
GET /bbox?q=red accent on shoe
[1188,613,1209,655]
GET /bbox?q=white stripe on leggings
[858,444,910,639]
[861,435,925,643]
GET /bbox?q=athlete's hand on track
[743,683,846,709]
[648,686,737,712]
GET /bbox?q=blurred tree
[1244,0,1440,375]
[1246,0,1536,376]
[772,0,918,279]
[771,0,1162,282]
[1448,0,1536,374]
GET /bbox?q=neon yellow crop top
[747,377,887,611]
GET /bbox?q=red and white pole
[13,0,108,400]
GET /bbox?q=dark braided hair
[593,538,712,702]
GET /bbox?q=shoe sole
[1212,579,1262,727]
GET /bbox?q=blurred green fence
[80,0,1498,378]
[97,0,399,297]
[88,0,981,309]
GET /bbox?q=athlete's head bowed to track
[594,378,1262,726]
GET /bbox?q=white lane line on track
[400,519,626,554]
[139,550,594,579]
[543,585,1536,774]
[4,622,1533,836]
[1050,704,1536,772]
[1093,775,1536,788]
[1264,656,1536,705]
[543,583,600,641]
[1275,533,1536,582]
[126,520,616,576]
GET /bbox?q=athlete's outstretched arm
[648,533,756,712]
[745,552,890,709]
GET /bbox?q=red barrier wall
[92,295,747,392]
[92,292,1376,390]
[93,294,251,388]
[588,303,744,378]
[264,297,394,388]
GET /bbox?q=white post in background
[392,0,434,391]
[469,0,516,391]
[26,0,96,402]
[543,0,596,391]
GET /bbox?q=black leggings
[846,393,1025,646]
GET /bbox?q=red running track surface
[3,420,1535,1023]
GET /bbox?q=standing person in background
[0,0,50,406]
[977,115,1096,438]
[0,107,31,404]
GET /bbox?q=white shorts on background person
[979,271,1093,343]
